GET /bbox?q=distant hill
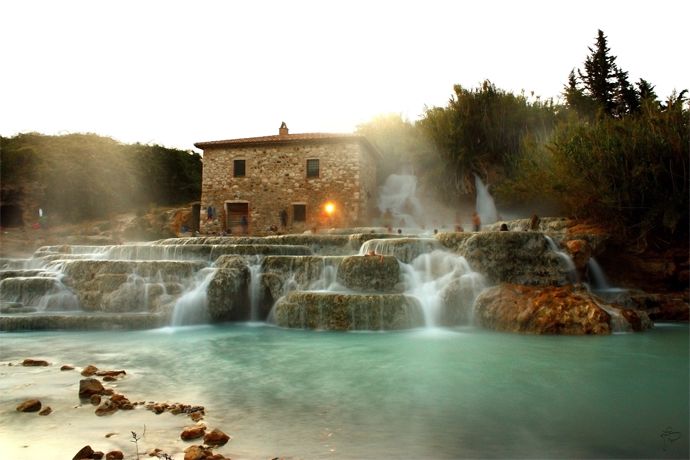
[0,133,201,227]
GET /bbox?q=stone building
[195,123,381,234]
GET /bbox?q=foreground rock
[22,358,50,366]
[180,425,206,441]
[16,399,42,412]
[184,445,230,460]
[204,428,231,446]
[273,292,424,330]
[79,378,106,399]
[474,284,652,334]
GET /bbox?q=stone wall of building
[200,140,377,234]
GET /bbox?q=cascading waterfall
[544,235,578,283]
[587,257,611,290]
[474,174,498,226]
[248,258,263,321]
[399,250,485,327]
[377,174,423,229]
[171,267,216,326]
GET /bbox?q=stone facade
[195,124,379,235]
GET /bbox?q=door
[226,202,249,234]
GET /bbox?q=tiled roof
[194,132,373,150]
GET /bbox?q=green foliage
[505,88,689,244]
[0,133,201,222]
[417,80,558,197]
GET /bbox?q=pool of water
[1,323,688,459]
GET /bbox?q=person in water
[366,247,384,262]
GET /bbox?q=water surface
[1,324,688,459]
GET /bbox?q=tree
[578,30,619,115]
[417,81,558,199]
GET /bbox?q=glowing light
[324,201,335,216]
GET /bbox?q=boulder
[72,445,95,460]
[473,284,643,334]
[79,378,105,399]
[272,292,425,330]
[203,428,231,446]
[336,255,401,292]
[95,370,126,378]
[180,425,206,441]
[22,358,49,366]
[105,451,124,460]
[61,365,75,371]
[39,406,52,416]
[81,365,99,376]
[95,399,118,416]
[184,445,214,460]
[16,399,42,412]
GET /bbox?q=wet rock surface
[474,284,651,334]
[206,262,251,321]
[336,255,401,292]
[273,291,425,330]
[440,231,572,286]
[22,358,49,366]
[360,237,444,263]
[260,255,344,302]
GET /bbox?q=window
[306,159,319,178]
[233,159,246,177]
[293,204,306,222]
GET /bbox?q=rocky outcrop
[441,232,571,286]
[565,239,592,272]
[205,259,251,321]
[60,260,205,312]
[474,284,652,334]
[359,238,444,264]
[0,312,167,331]
[336,255,401,292]
[438,275,485,326]
[0,276,65,307]
[272,292,424,330]
[260,256,344,302]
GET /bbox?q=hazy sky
[2,0,688,152]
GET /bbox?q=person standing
[472,211,481,232]
[279,209,288,229]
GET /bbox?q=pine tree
[578,30,619,115]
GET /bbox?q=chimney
[279,122,288,136]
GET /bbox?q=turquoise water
[1,324,688,459]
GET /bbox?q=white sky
[1,0,688,152]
